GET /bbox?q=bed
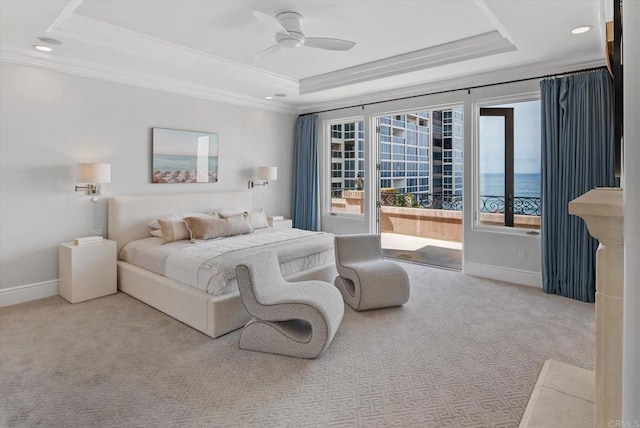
[108,191,338,338]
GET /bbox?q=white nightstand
[268,219,293,230]
[58,239,117,304]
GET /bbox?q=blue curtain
[292,114,318,230]
[540,69,616,302]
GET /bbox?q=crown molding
[473,0,516,46]
[46,0,84,33]
[50,13,300,94]
[297,56,605,114]
[0,47,297,114]
[300,31,516,95]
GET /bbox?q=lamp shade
[257,166,277,181]
[77,163,111,184]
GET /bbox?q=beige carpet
[0,263,594,427]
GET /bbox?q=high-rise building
[330,107,463,202]
[330,121,365,197]
[378,112,430,196]
[438,108,464,197]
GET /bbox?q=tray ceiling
[0,0,608,113]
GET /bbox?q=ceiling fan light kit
[276,31,305,48]
[252,10,356,59]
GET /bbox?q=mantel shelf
[569,187,623,246]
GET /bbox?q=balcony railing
[480,195,541,216]
[380,192,463,210]
[378,192,541,216]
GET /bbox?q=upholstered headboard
[108,191,252,255]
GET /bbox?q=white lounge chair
[235,251,344,359]
[334,234,410,311]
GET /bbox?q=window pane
[478,100,541,229]
[378,106,462,213]
[479,115,506,226]
[513,100,541,198]
[329,120,365,214]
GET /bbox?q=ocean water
[153,154,218,172]
[480,173,540,197]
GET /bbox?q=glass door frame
[318,115,373,236]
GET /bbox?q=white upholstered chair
[235,251,344,359]
[334,234,410,311]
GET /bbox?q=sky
[479,100,541,174]
[153,128,219,156]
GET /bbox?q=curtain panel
[292,114,319,231]
[540,69,616,302]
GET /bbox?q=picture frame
[152,128,219,183]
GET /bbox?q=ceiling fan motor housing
[276,12,305,48]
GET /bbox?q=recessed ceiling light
[571,25,592,34]
[264,96,273,100]
[33,45,53,52]
[37,36,62,45]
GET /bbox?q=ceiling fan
[252,11,356,59]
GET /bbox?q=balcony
[332,191,541,243]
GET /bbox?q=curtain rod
[299,65,607,117]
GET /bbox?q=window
[478,99,541,229]
[328,119,366,215]
[331,124,342,139]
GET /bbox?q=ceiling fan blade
[304,37,356,51]
[253,44,283,60]
[252,10,289,35]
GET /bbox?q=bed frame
[108,191,338,338]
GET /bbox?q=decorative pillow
[148,212,210,230]
[203,211,222,219]
[248,209,269,230]
[158,217,192,244]
[150,229,163,238]
[184,217,229,241]
[226,214,253,236]
[218,212,244,219]
[220,210,269,230]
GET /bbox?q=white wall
[0,62,296,291]
[316,80,542,286]
[622,0,640,422]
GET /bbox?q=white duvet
[120,229,335,296]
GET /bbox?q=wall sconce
[75,163,111,197]
[248,166,277,189]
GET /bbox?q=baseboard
[0,279,59,307]
[463,261,542,288]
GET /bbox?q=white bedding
[120,228,335,296]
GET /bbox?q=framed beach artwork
[152,128,219,183]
